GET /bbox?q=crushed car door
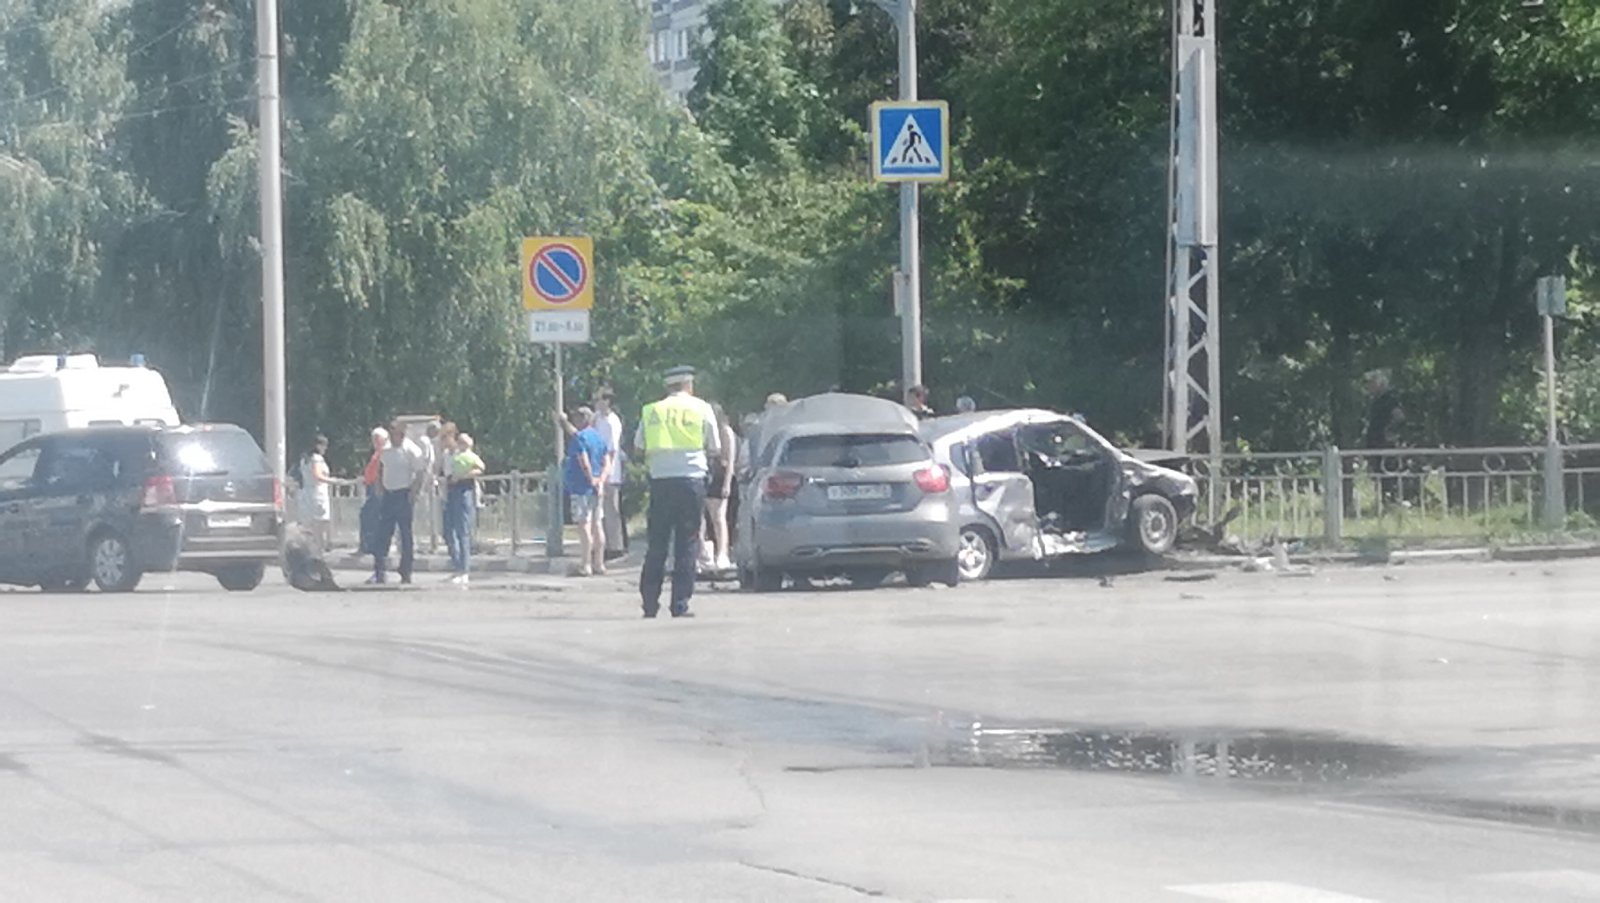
[967,429,1042,557]
[1019,419,1127,550]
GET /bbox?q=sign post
[869,4,950,399]
[1536,275,1567,529]
[522,237,595,558]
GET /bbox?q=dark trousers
[374,488,415,581]
[640,477,706,616]
[359,486,383,555]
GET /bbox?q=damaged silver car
[921,410,1199,581]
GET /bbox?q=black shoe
[605,550,626,562]
[642,610,659,619]
[670,610,694,619]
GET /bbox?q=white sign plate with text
[527,310,590,344]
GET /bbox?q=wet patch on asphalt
[791,725,1425,784]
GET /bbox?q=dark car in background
[0,424,281,593]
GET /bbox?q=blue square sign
[872,100,950,183]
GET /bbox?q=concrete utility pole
[875,0,922,393]
[1163,0,1221,460]
[256,0,288,498]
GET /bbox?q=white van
[0,354,181,452]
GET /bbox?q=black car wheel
[905,560,959,588]
[1130,494,1179,556]
[739,563,783,593]
[216,564,266,592]
[89,532,142,593]
[956,526,998,582]
[846,567,893,588]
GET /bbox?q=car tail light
[142,474,177,508]
[764,471,804,500]
[913,465,950,494]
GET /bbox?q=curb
[1170,544,1600,571]
[328,553,634,576]
[1490,544,1600,562]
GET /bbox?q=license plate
[826,484,891,501]
[207,514,252,530]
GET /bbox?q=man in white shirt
[372,421,428,585]
[593,389,628,558]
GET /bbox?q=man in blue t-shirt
[563,406,613,576]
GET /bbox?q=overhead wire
[5,94,252,137]
[0,2,229,114]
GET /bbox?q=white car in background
[922,409,1199,581]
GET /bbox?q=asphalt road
[0,559,1596,902]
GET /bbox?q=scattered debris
[1097,576,1115,588]
[1164,572,1218,583]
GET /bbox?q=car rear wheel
[846,567,893,588]
[905,559,960,589]
[89,532,142,593]
[956,526,997,582]
[216,564,266,592]
[739,563,783,593]
[1130,494,1179,556]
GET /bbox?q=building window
[676,29,689,60]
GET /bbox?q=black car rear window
[780,434,927,468]
[158,431,270,477]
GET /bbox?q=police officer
[634,365,723,618]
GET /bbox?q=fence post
[509,471,521,556]
[1322,445,1343,546]
[547,463,564,558]
[1543,441,1567,531]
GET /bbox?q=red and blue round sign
[521,237,594,311]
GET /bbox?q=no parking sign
[521,237,594,311]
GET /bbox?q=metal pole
[896,0,922,393]
[1544,312,1558,446]
[1542,310,1566,529]
[256,0,288,498]
[548,344,565,558]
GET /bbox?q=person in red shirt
[359,426,388,566]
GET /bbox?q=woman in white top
[701,402,738,573]
[299,434,335,555]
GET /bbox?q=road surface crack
[739,860,886,897]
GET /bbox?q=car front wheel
[90,532,142,593]
[1130,495,1179,556]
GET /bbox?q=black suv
[0,425,282,592]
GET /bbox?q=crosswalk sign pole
[885,0,922,393]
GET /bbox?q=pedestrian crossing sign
[871,100,950,183]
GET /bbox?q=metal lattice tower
[1162,0,1221,459]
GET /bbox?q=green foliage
[5,0,1600,476]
